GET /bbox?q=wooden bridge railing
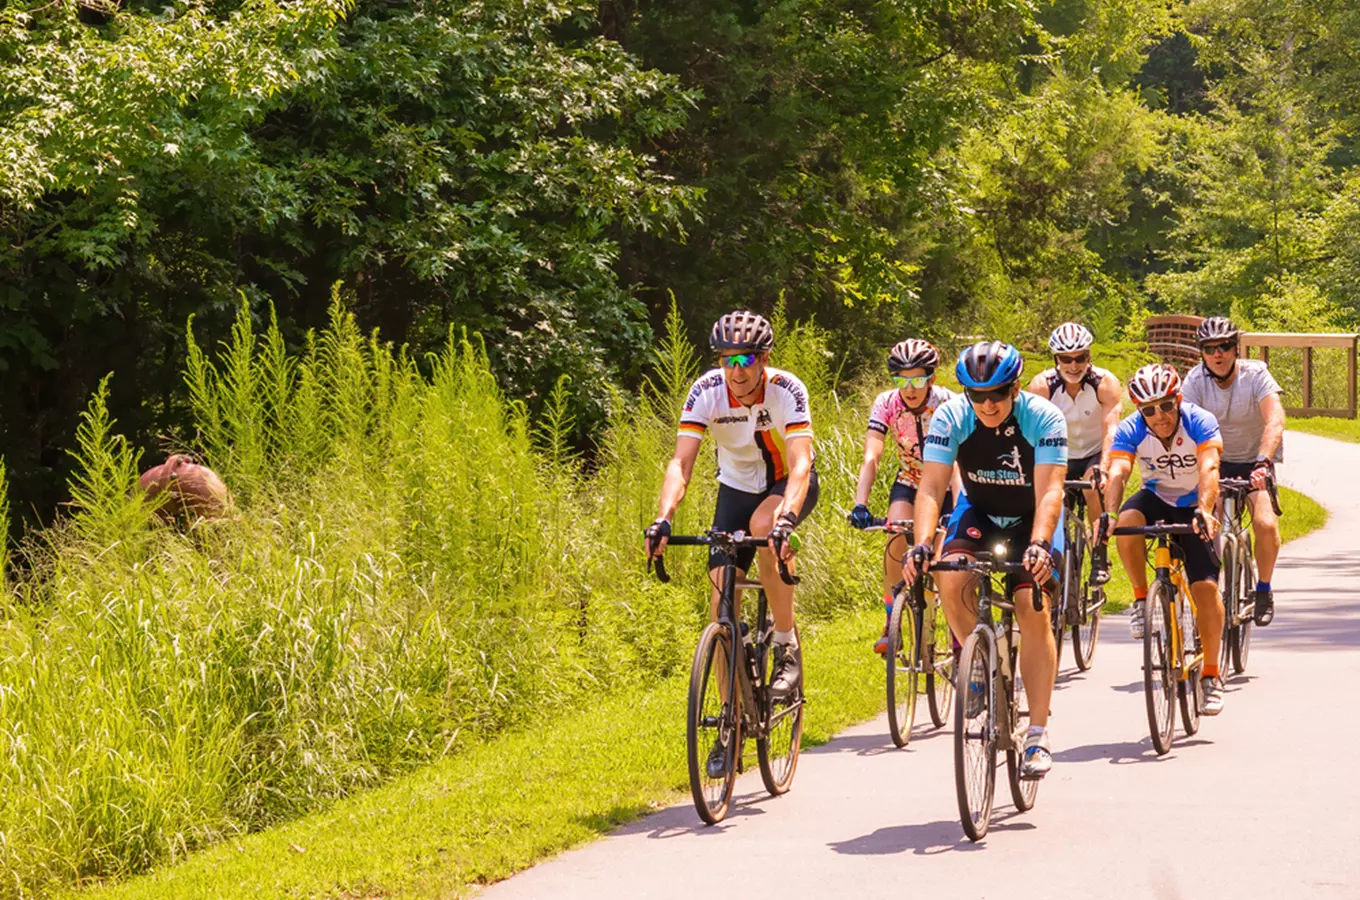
[1144,315,1360,418]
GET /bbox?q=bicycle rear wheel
[1005,633,1039,812]
[1232,538,1254,674]
[1143,584,1175,755]
[687,623,740,823]
[926,586,954,729]
[1220,537,1238,679]
[885,591,919,748]
[1069,525,1100,671]
[757,629,803,795]
[1178,599,1202,737]
[955,630,996,842]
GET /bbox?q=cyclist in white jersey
[644,311,816,780]
[1180,316,1284,626]
[1099,364,1227,714]
[847,338,959,653]
[1026,322,1122,584]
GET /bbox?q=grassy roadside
[61,607,887,900]
[1286,417,1360,444]
[65,480,1327,900]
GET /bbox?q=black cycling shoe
[770,643,802,702]
[1254,588,1275,626]
[1089,544,1111,587]
[705,737,729,780]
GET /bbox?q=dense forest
[4,0,1360,519]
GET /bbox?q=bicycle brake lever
[652,554,670,583]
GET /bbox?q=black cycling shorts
[709,469,820,571]
[888,479,955,518]
[1119,490,1220,584]
[1066,453,1100,483]
[939,494,1064,593]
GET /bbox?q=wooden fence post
[1303,346,1313,410]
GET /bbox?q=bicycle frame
[1219,479,1256,627]
[1150,536,1202,682]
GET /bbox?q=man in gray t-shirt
[1180,316,1285,627]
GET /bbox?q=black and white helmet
[709,310,774,353]
[1128,364,1181,405]
[1048,322,1094,354]
[1197,316,1241,346]
[888,339,940,373]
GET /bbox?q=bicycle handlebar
[1112,522,1220,568]
[1064,479,1095,492]
[926,554,1047,611]
[1219,476,1284,517]
[648,531,800,586]
[864,517,913,535]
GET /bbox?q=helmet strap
[1207,359,1237,385]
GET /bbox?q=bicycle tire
[1143,583,1176,755]
[1005,631,1039,812]
[1232,535,1254,674]
[926,586,954,728]
[1220,533,1238,679]
[687,622,740,823]
[955,630,996,842]
[757,628,803,795]
[885,590,919,748]
[1178,596,1202,737]
[1069,523,1100,671]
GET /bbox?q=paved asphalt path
[480,430,1359,899]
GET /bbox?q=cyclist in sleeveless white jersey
[1026,322,1122,585]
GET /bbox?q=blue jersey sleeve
[1181,402,1222,449]
[1110,412,1144,457]
[922,396,969,465]
[1018,393,1069,467]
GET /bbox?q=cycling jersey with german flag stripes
[679,367,814,493]
[1110,401,1221,508]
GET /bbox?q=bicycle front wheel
[687,622,740,823]
[1069,525,1100,671]
[1005,633,1039,812]
[1143,584,1176,755]
[955,630,996,842]
[926,585,954,728]
[757,629,803,795]
[1179,599,1202,737]
[1220,535,1239,678]
[1232,539,1254,674]
[885,590,919,748]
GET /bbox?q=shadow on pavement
[1054,737,1212,765]
[827,811,1034,856]
[802,726,950,758]
[610,789,780,840]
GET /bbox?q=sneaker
[1201,676,1225,716]
[1129,600,1145,640]
[1089,544,1111,587]
[1254,589,1274,626]
[965,656,988,719]
[705,736,729,779]
[771,643,802,701]
[1020,729,1052,779]
[873,611,892,655]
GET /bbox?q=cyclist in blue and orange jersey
[1180,316,1285,626]
[1026,322,1123,585]
[1098,363,1226,715]
[847,338,962,654]
[903,341,1068,779]
[644,311,817,741]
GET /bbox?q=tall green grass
[0,292,894,898]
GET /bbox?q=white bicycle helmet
[1128,364,1181,405]
[1048,322,1094,354]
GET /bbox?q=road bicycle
[1055,477,1104,671]
[1217,476,1280,677]
[862,517,953,747]
[926,553,1044,841]
[1112,522,1217,755]
[650,530,803,824]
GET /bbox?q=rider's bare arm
[1104,454,1132,513]
[655,437,701,524]
[1025,371,1049,395]
[1030,463,1065,545]
[1196,444,1222,537]
[1257,392,1285,461]
[1097,373,1124,472]
[853,430,887,507]
[776,435,815,523]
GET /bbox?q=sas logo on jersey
[756,408,773,428]
[1142,452,1196,475]
[967,527,981,539]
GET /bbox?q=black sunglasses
[1201,342,1236,356]
[966,385,1012,405]
[1055,352,1090,366]
[1137,399,1178,418]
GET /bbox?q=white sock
[773,629,798,648]
[1028,724,1046,737]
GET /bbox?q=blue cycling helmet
[956,341,1024,389]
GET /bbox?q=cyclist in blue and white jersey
[903,341,1068,779]
[1099,364,1226,714]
